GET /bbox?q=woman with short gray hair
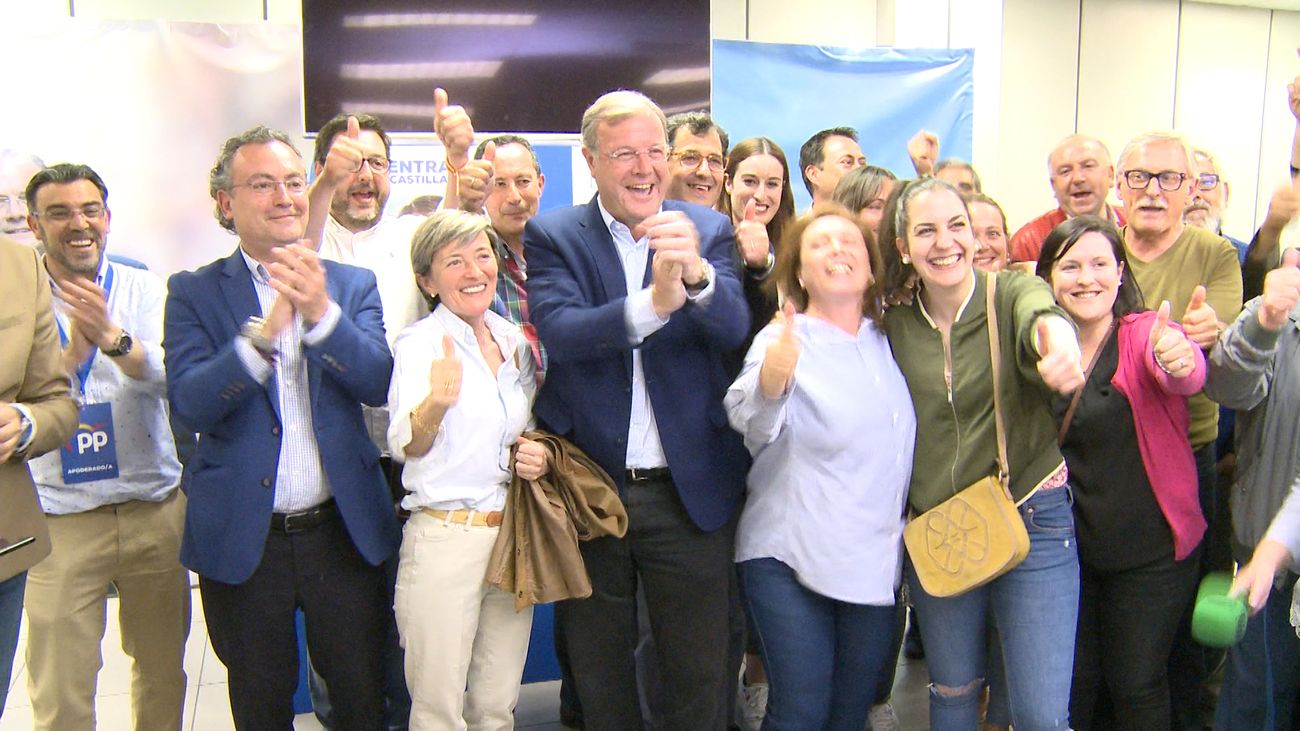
[389,209,548,729]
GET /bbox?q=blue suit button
[261,478,272,487]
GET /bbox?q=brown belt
[422,508,504,527]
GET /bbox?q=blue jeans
[739,557,896,731]
[1214,571,1300,730]
[0,571,26,715]
[906,486,1079,730]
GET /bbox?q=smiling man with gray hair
[525,90,750,730]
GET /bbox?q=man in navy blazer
[525,90,750,731]
[164,126,397,730]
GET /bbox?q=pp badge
[61,402,119,484]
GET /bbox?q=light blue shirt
[30,258,180,514]
[234,246,341,512]
[725,314,916,605]
[596,199,714,469]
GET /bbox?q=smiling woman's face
[727,153,784,226]
[897,187,975,295]
[418,231,498,319]
[1049,231,1123,327]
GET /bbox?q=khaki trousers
[24,490,190,731]
[394,511,533,731]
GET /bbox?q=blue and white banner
[712,40,975,211]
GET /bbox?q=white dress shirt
[388,305,536,512]
[30,258,181,514]
[596,199,715,469]
[318,214,428,346]
[725,314,916,605]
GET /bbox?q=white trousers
[395,511,534,731]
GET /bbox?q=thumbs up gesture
[1180,285,1220,350]
[1259,248,1300,331]
[434,87,475,170]
[320,115,368,186]
[457,140,496,214]
[1035,316,1085,395]
[735,199,772,269]
[759,302,801,398]
[1149,300,1196,378]
[426,334,464,409]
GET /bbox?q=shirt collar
[432,302,518,352]
[237,243,272,284]
[597,197,661,243]
[41,252,109,287]
[916,270,979,329]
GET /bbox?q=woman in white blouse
[725,204,916,731]
[388,210,550,730]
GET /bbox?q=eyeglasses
[602,146,669,165]
[230,178,309,197]
[359,157,390,173]
[31,203,106,223]
[1123,170,1187,192]
[0,194,27,212]
[1196,173,1220,191]
[669,151,725,172]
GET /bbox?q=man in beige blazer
[0,234,76,714]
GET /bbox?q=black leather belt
[270,499,339,534]
[625,467,671,483]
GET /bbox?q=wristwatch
[241,317,278,361]
[102,330,133,358]
[684,259,714,296]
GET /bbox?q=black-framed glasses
[1196,173,1220,191]
[31,203,106,223]
[360,156,390,173]
[231,178,309,197]
[1123,170,1187,192]
[669,150,725,172]
[602,146,669,165]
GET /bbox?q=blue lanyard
[53,263,115,395]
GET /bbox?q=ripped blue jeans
[905,486,1080,730]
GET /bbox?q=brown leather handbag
[903,273,1030,598]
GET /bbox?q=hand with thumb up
[759,301,800,398]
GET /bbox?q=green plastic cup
[1192,572,1248,648]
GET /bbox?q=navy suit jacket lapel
[579,197,627,302]
[218,248,281,422]
[579,197,635,379]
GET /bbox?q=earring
[797,278,805,289]
[901,255,910,265]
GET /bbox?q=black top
[1056,333,1174,571]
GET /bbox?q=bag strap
[985,272,1009,488]
[1056,318,1116,445]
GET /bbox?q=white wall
[4,0,1297,239]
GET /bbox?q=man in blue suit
[164,126,398,730]
[525,90,750,731]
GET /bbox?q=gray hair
[409,210,492,306]
[1116,131,1196,178]
[209,126,301,234]
[580,90,667,153]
